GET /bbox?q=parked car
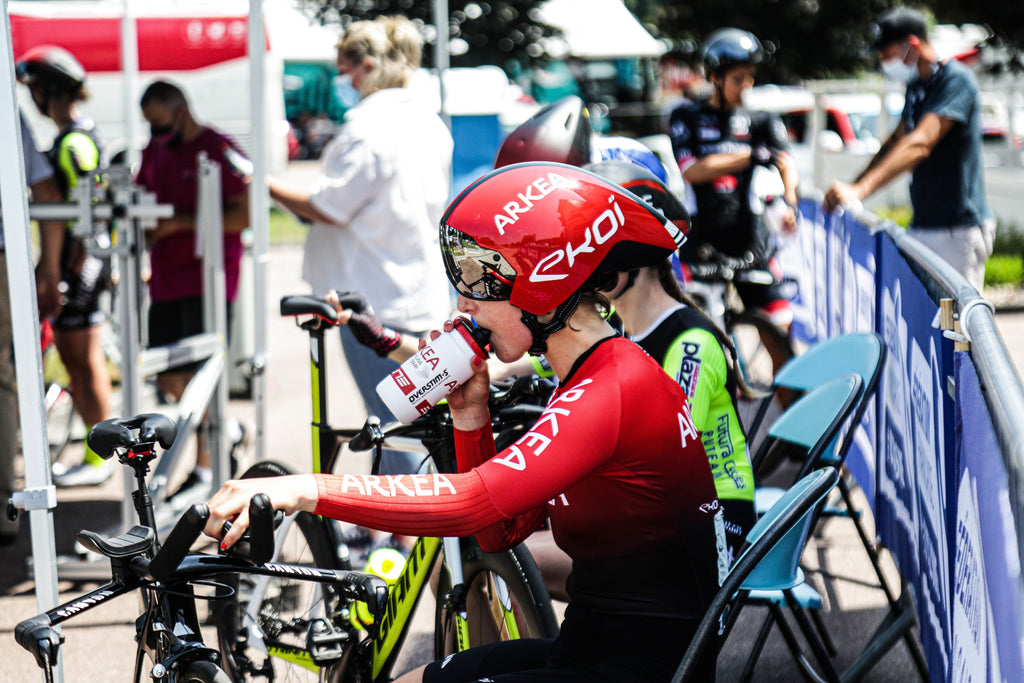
[743,85,906,155]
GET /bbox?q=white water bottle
[376,320,491,423]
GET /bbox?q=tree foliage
[627,1,1024,81]
[294,0,561,72]
[296,0,1024,80]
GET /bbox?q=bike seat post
[304,320,333,475]
[127,444,159,532]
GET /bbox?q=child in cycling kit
[667,28,800,328]
[17,45,114,488]
[206,164,728,682]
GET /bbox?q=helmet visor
[440,224,516,301]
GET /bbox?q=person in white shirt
[268,18,453,529]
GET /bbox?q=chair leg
[809,605,837,656]
[768,602,831,683]
[739,611,775,683]
[834,477,929,679]
[837,477,899,606]
[785,590,841,683]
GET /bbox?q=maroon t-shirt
[136,128,247,302]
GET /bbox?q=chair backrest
[672,467,841,683]
[773,332,885,395]
[746,333,886,452]
[750,374,862,475]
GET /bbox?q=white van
[10,0,290,171]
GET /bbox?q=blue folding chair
[672,467,841,683]
[747,332,886,473]
[749,334,929,680]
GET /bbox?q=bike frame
[276,302,524,681]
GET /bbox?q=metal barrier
[872,212,1024,578]
[784,198,1024,681]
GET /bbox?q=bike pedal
[306,618,349,666]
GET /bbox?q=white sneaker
[53,461,113,488]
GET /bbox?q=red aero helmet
[440,162,686,316]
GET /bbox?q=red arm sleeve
[313,470,508,538]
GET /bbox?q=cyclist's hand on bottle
[326,290,402,357]
[425,320,492,431]
[205,474,318,550]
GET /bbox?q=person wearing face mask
[666,28,800,336]
[266,17,453,528]
[136,80,252,497]
[16,45,115,487]
[824,8,993,290]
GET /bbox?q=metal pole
[196,154,229,486]
[433,0,450,129]
[248,0,269,463]
[0,3,64,680]
[120,0,139,169]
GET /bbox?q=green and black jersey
[632,305,754,505]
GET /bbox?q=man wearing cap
[824,8,993,290]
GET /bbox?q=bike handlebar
[149,503,210,581]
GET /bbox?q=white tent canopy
[538,0,665,60]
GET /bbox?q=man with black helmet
[824,8,993,291]
[17,45,113,487]
[666,28,800,332]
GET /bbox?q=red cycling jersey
[315,337,726,612]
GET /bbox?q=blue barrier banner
[953,352,1024,683]
[779,200,827,345]
[876,232,952,679]
[835,211,879,500]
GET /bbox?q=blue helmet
[591,136,669,183]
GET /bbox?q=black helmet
[702,28,764,76]
[494,95,592,169]
[16,45,86,94]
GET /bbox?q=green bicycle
[210,295,559,682]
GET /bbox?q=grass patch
[873,205,912,228]
[985,254,1024,287]
[268,207,309,245]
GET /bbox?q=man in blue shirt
[824,8,993,290]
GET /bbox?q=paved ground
[1,243,1021,681]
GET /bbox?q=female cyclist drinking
[205,163,727,682]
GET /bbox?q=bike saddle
[88,413,177,459]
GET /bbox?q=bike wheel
[45,383,75,462]
[727,311,794,394]
[178,660,233,683]
[214,461,346,683]
[434,539,559,659]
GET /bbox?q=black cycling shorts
[148,296,235,374]
[53,251,109,331]
[422,604,714,682]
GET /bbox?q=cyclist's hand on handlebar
[427,320,492,431]
[204,474,318,550]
